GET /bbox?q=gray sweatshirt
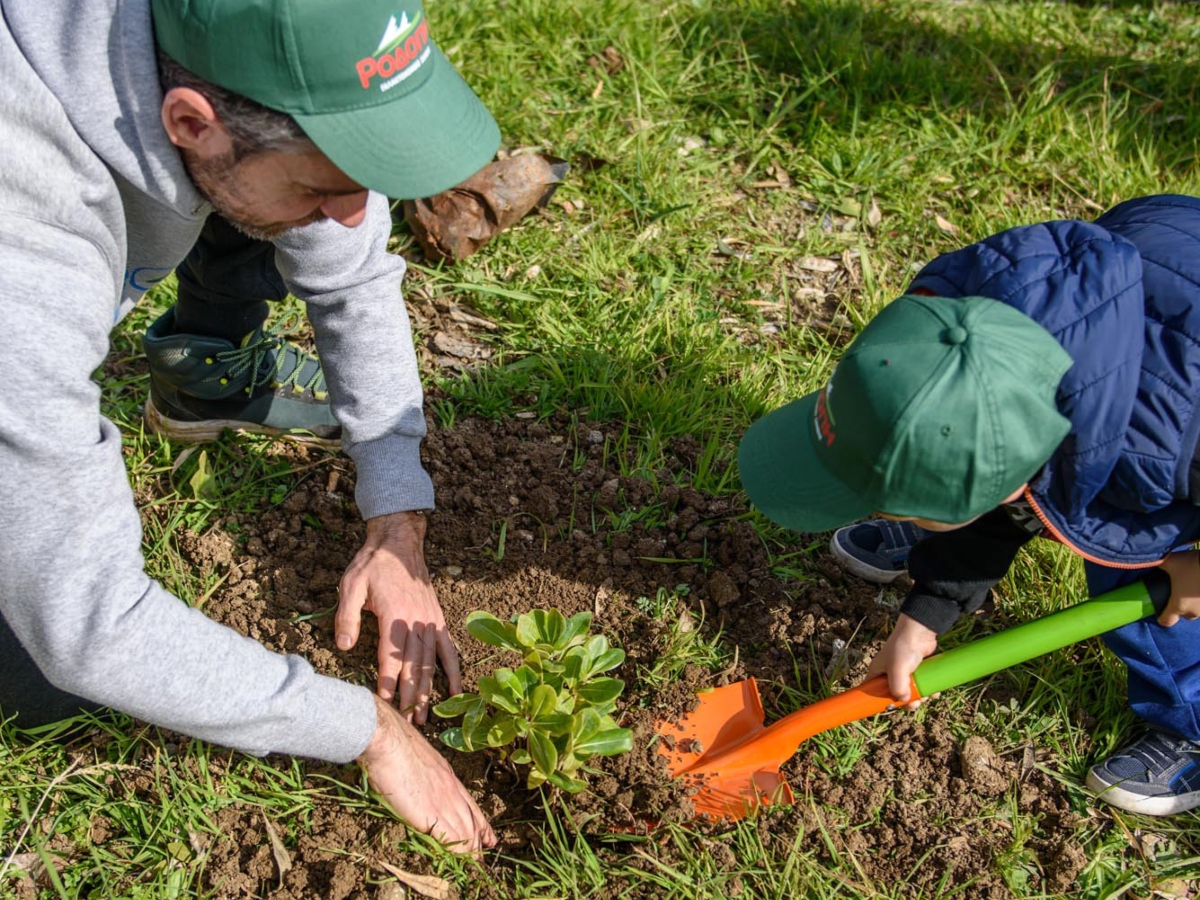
[0,0,436,762]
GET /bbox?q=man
[0,0,501,850]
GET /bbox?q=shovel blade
[686,769,796,821]
[657,678,796,819]
[657,679,768,777]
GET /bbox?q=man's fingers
[399,624,436,725]
[334,576,368,651]
[473,800,497,847]
[415,624,437,725]
[379,619,409,703]
[437,627,463,696]
[1159,610,1181,628]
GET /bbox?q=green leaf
[581,634,609,672]
[438,728,467,751]
[497,668,532,708]
[476,676,520,714]
[591,647,625,675]
[486,717,521,748]
[575,727,634,758]
[529,684,558,718]
[465,611,521,651]
[562,648,585,685]
[512,666,539,694]
[571,707,603,743]
[188,450,218,499]
[560,611,593,649]
[530,712,573,736]
[576,677,624,705]
[514,613,540,649]
[528,729,559,778]
[542,609,568,648]
[547,770,588,793]
[558,751,584,774]
[463,717,492,752]
[526,769,548,789]
[432,692,481,718]
[511,749,531,765]
[462,697,487,737]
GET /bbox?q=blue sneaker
[1087,729,1200,816]
[829,519,927,584]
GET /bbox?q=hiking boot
[829,519,928,584]
[1086,729,1200,816]
[142,308,340,445]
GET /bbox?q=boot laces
[215,315,327,398]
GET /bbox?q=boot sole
[143,396,341,449]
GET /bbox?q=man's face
[182,144,370,241]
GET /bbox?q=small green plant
[433,609,633,793]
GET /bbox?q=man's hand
[359,695,496,852]
[334,511,461,724]
[864,613,939,709]
[1156,552,1200,628]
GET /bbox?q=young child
[738,194,1200,816]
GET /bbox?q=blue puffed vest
[907,194,1200,567]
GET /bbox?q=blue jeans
[1086,562,1200,741]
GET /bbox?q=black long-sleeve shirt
[901,503,1045,633]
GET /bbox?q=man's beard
[181,147,326,241]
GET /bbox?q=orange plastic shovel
[658,574,1169,820]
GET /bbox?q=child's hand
[1156,551,1200,627]
[864,614,939,709]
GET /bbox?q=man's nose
[321,191,370,227]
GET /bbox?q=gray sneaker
[829,519,928,584]
[142,308,340,445]
[1087,729,1200,816]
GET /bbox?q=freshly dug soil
[157,412,1095,899]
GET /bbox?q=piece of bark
[403,155,569,264]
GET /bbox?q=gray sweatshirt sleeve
[271,193,435,521]
[0,216,377,763]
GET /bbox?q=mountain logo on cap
[376,12,420,54]
[355,10,432,91]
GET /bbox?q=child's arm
[867,507,1035,706]
[902,507,1036,633]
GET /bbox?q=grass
[4,0,1200,897]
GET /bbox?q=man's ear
[161,87,233,156]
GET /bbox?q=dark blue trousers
[1086,562,1200,741]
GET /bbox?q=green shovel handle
[912,569,1171,698]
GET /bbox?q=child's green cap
[738,294,1073,533]
[152,0,500,199]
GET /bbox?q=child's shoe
[829,520,928,584]
[1087,729,1200,815]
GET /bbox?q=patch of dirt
[149,413,1093,897]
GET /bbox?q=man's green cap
[738,294,1074,533]
[152,0,501,199]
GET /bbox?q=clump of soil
[142,413,1094,897]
